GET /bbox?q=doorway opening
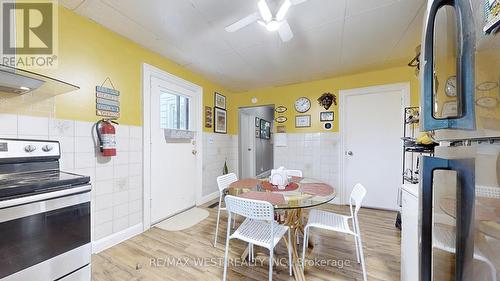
[238,105,275,179]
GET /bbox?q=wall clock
[445,76,457,97]
[294,97,311,113]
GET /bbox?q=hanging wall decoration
[275,116,287,123]
[205,106,213,128]
[320,111,334,122]
[214,92,226,109]
[317,92,337,110]
[96,77,120,119]
[275,105,287,113]
[214,107,227,134]
[260,119,271,139]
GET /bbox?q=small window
[160,91,189,130]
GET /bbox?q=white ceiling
[61,0,426,92]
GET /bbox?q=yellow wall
[16,5,420,136]
[40,6,232,130]
[231,66,420,133]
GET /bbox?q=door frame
[339,82,410,205]
[238,111,256,178]
[142,63,203,230]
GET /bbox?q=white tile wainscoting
[0,114,143,251]
[274,132,341,204]
[201,132,238,201]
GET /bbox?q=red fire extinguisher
[96,119,118,157]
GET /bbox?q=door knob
[192,149,197,155]
[346,151,353,156]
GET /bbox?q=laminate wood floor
[92,202,401,281]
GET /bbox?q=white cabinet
[401,184,419,281]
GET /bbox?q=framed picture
[295,115,311,128]
[441,101,457,118]
[277,125,286,133]
[214,108,227,134]
[204,106,212,128]
[255,117,260,127]
[214,92,226,109]
[320,111,334,122]
[260,119,271,139]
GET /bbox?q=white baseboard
[197,191,219,206]
[92,223,143,254]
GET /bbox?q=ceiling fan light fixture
[276,0,292,21]
[266,20,282,32]
[257,0,273,22]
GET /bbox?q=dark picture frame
[320,111,334,122]
[260,119,271,139]
[214,92,226,109]
[214,107,227,134]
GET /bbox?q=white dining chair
[302,183,367,281]
[285,169,303,177]
[223,195,292,281]
[214,173,238,247]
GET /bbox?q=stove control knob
[42,145,53,152]
[24,145,37,152]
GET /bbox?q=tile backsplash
[0,114,143,241]
[274,132,341,204]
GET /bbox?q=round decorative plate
[477,81,499,91]
[476,97,499,108]
[275,106,287,113]
[275,116,287,123]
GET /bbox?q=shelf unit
[401,107,435,185]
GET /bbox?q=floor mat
[154,207,209,231]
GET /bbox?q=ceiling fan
[225,0,308,42]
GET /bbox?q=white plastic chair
[214,173,238,247]
[434,223,497,281]
[302,183,367,281]
[223,195,292,281]
[285,169,303,177]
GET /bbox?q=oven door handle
[0,185,91,209]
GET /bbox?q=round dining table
[226,176,337,281]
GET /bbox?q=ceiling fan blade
[225,12,259,32]
[276,0,292,21]
[257,0,273,22]
[290,0,308,5]
[278,21,293,42]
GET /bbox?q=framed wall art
[320,111,334,122]
[205,106,212,128]
[295,115,311,128]
[214,107,227,134]
[214,92,226,109]
[260,119,271,139]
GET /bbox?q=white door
[342,84,407,210]
[239,113,255,179]
[150,77,198,223]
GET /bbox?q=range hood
[0,64,79,97]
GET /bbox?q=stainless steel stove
[0,138,91,281]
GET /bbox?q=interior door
[343,87,404,210]
[150,77,198,223]
[239,113,255,179]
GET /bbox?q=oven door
[0,185,91,281]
